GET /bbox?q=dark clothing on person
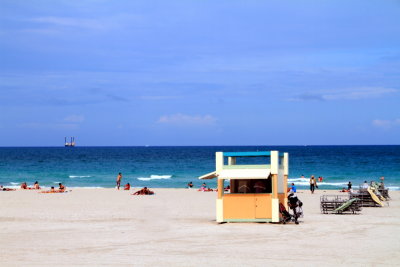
[310,184,315,193]
[347,182,352,190]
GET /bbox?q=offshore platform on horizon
[64,137,76,147]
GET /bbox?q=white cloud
[324,87,397,100]
[289,87,397,101]
[157,113,217,125]
[30,16,106,30]
[64,115,85,123]
[372,119,400,129]
[18,122,79,130]
[140,95,181,100]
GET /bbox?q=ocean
[0,146,399,190]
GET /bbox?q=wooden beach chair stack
[378,188,390,200]
[349,185,390,207]
[349,189,380,207]
[320,195,362,214]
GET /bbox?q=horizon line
[0,144,399,148]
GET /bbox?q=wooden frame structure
[320,195,362,214]
[199,151,289,223]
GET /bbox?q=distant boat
[65,137,76,147]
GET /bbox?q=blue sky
[0,0,399,146]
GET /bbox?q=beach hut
[199,151,289,223]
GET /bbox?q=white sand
[0,188,399,266]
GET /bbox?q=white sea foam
[10,182,19,185]
[386,186,400,191]
[69,175,91,178]
[288,178,348,187]
[67,186,105,189]
[288,178,309,183]
[137,175,172,181]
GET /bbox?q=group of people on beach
[187,181,229,192]
[40,183,67,193]
[196,182,216,192]
[295,175,321,194]
[116,172,155,195]
[0,181,67,193]
[20,181,41,190]
[22,181,66,193]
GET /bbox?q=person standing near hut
[309,175,318,194]
[116,172,122,190]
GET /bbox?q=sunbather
[33,181,41,190]
[40,187,56,193]
[1,185,16,191]
[132,187,154,195]
[40,186,67,193]
[124,183,131,190]
[58,183,65,192]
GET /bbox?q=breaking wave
[137,175,172,181]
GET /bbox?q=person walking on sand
[116,172,122,190]
[309,175,318,194]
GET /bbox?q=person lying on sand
[1,185,16,191]
[39,186,68,193]
[40,186,56,193]
[198,186,214,192]
[33,181,41,190]
[124,183,130,190]
[132,187,154,195]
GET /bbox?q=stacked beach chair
[350,189,381,207]
[320,195,362,214]
[349,183,390,207]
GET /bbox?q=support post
[217,179,224,199]
[215,152,224,223]
[216,152,223,173]
[271,151,279,222]
[283,152,289,209]
[216,178,224,223]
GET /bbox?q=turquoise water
[0,146,399,190]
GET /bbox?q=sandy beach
[1,188,399,266]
